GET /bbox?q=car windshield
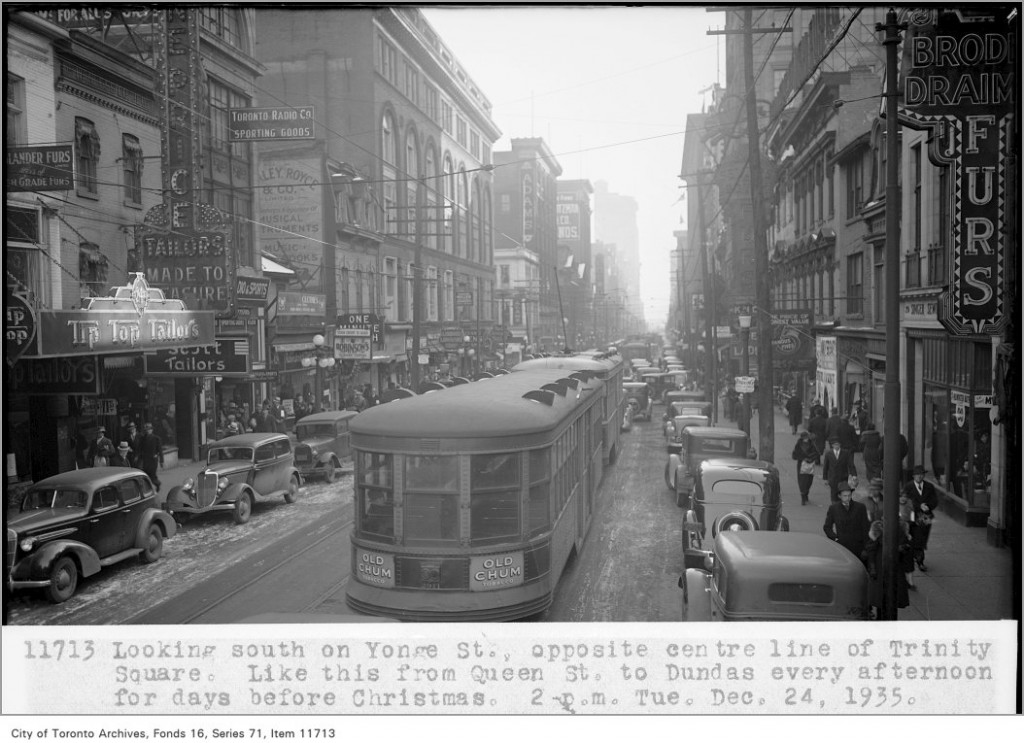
[22,488,88,510]
[209,447,254,463]
[297,424,335,440]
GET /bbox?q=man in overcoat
[823,486,869,557]
[822,436,857,503]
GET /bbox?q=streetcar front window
[528,449,551,536]
[404,455,460,544]
[357,451,394,540]
[470,452,522,545]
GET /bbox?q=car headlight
[183,477,195,492]
[218,477,229,492]
[19,537,36,552]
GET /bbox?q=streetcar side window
[528,448,551,536]
[357,451,394,540]
[470,452,521,545]
[404,455,460,544]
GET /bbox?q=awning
[262,254,295,277]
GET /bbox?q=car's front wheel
[233,491,253,524]
[322,459,337,482]
[284,474,299,503]
[140,523,164,564]
[47,556,78,603]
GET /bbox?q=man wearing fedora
[823,485,869,557]
[110,441,135,468]
[86,427,115,467]
[822,436,857,504]
[903,464,938,571]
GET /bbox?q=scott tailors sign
[897,8,1014,336]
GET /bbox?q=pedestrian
[810,398,827,420]
[825,406,845,443]
[125,422,143,455]
[860,520,910,618]
[791,431,818,505]
[225,414,243,437]
[903,465,938,572]
[864,478,884,524]
[362,383,378,408]
[138,421,164,491]
[87,427,115,467]
[897,511,917,590]
[823,485,869,557]
[822,436,858,503]
[785,393,803,434]
[807,407,828,465]
[860,422,883,481]
[838,414,859,453]
[110,441,135,468]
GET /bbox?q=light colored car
[165,433,300,524]
[7,468,176,603]
[293,410,359,482]
[666,426,753,507]
[681,457,789,568]
[680,531,869,621]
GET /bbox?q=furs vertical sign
[898,8,1015,336]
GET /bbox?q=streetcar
[346,367,616,621]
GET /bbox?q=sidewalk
[742,402,1015,621]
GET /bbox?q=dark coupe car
[7,468,176,603]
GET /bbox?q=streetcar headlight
[20,537,36,552]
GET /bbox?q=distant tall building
[492,137,562,348]
[593,180,644,330]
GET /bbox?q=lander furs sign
[897,8,1014,336]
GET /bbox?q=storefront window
[923,385,948,485]
[146,378,177,447]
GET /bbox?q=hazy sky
[423,5,726,326]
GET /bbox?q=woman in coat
[791,431,818,505]
[785,394,803,434]
[860,422,883,481]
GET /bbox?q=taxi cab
[680,531,870,621]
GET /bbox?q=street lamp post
[738,314,751,435]
[302,334,336,413]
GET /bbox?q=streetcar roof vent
[557,377,580,390]
[522,389,555,406]
[419,438,441,450]
[570,371,595,383]
[541,382,569,397]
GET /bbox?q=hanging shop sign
[276,291,326,329]
[335,336,372,360]
[771,309,815,371]
[235,276,271,306]
[32,274,215,357]
[6,287,37,365]
[137,9,235,316]
[338,313,382,344]
[146,336,250,376]
[5,145,74,192]
[229,106,315,142]
[897,8,1013,336]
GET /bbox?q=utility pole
[878,8,905,621]
[696,173,717,422]
[708,8,790,461]
[742,7,776,464]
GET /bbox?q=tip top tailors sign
[897,8,1014,337]
[228,106,315,142]
[31,274,216,358]
[6,145,74,192]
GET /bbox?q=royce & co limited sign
[898,8,1014,336]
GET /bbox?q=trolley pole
[878,8,905,621]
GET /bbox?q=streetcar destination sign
[229,106,315,142]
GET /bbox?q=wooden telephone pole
[708,8,790,463]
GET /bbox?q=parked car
[681,457,789,568]
[293,410,359,482]
[165,433,300,525]
[679,531,870,621]
[666,426,753,507]
[622,381,653,421]
[664,412,710,445]
[7,468,176,603]
[640,372,671,402]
